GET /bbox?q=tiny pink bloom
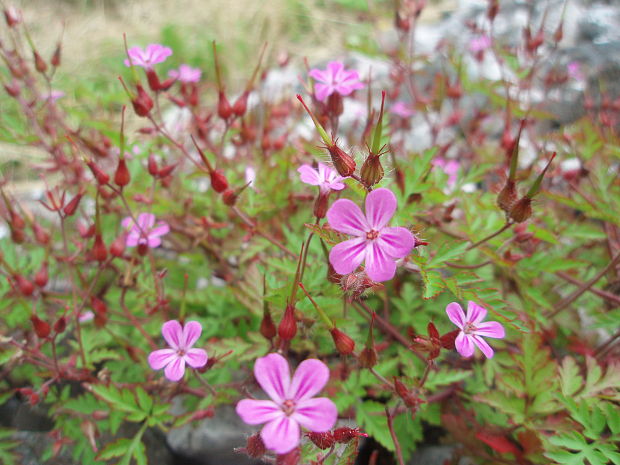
[124,44,172,69]
[326,188,415,282]
[45,90,65,102]
[432,157,459,186]
[390,101,415,118]
[468,35,492,53]
[309,61,365,102]
[297,163,346,194]
[121,213,170,248]
[236,353,337,454]
[148,320,208,381]
[446,301,505,359]
[78,311,94,323]
[169,64,202,83]
[567,61,584,81]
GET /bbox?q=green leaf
[548,431,587,450]
[559,357,583,397]
[97,438,131,460]
[426,241,469,268]
[420,269,445,299]
[356,401,394,452]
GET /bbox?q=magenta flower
[298,163,346,193]
[169,64,202,83]
[148,320,208,381]
[121,213,170,248]
[390,101,415,118]
[236,353,337,454]
[124,44,172,69]
[309,61,365,102]
[326,188,415,282]
[446,301,505,358]
[468,35,492,53]
[432,157,459,186]
[567,61,584,81]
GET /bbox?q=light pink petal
[236,399,283,425]
[254,353,291,403]
[150,222,170,237]
[314,83,331,102]
[125,233,140,247]
[377,227,414,258]
[161,320,183,349]
[147,236,162,248]
[164,356,186,381]
[309,69,328,83]
[181,321,202,348]
[137,213,156,231]
[446,303,466,329]
[121,217,133,228]
[326,61,344,80]
[365,188,397,230]
[148,348,176,370]
[364,242,397,282]
[298,165,321,186]
[329,181,346,191]
[260,416,300,455]
[184,348,208,368]
[326,199,369,236]
[472,335,495,358]
[455,332,475,358]
[292,397,338,432]
[474,321,505,339]
[329,237,366,276]
[466,301,487,325]
[288,359,330,401]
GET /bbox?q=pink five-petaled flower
[309,61,365,102]
[122,213,170,249]
[432,157,459,186]
[124,44,172,69]
[148,320,208,381]
[446,301,505,359]
[298,163,346,194]
[327,188,415,282]
[236,353,337,455]
[468,35,492,53]
[169,64,202,83]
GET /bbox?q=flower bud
[33,51,47,74]
[30,315,51,338]
[63,192,82,216]
[333,427,366,443]
[497,180,517,212]
[10,227,25,244]
[327,263,342,284]
[137,242,149,256]
[260,308,276,340]
[327,143,356,177]
[327,93,343,116]
[210,170,228,193]
[85,160,109,185]
[92,234,107,262]
[146,69,162,92]
[509,196,532,223]
[245,433,266,458]
[330,328,355,355]
[232,91,249,117]
[158,163,177,178]
[51,43,62,67]
[110,236,125,258]
[4,80,20,97]
[358,346,378,368]
[132,84,153,117]
[221,189,238,206]
[32,223,50,245]
[360,154,384,187]
[218,90,233,120]
[313,193,329,219]
[114,157,131,187]
[4,6,22,27]
[147,154,159,176]
[54,316,67,334]
[34,262,48,288]
[278,304,297,341]
[306,431,335,450]
[15,274,35,296]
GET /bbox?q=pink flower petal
[308,69,328,83]
[326,61,344,78]
[162,320,183,349]
[288,359,330,401]
[121,217,133,228]
[147,236,162,248]
[446,302,466,329]
[314,83,331,102]
[260,416,300,455]
[298,165,321,186]
[148,348,177,370]
[137,213,156,231]
[472,335,494,358]
[365,188,397,230]
[364,242,397,282]
[474,321,505,339]
[254,353,291,403]
[181,321,202,348]
[292,397,338,432]
[184,348,208,368]
[126,233,140,247]
[326,199,369,236]
[466,301,487,325]
[151,222,170,237]
[329,237,366,275]
[164,356,186,381]
[236,399,283,425]
[378,226,414,258]
[455,332,475,358]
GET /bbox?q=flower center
[281,399,296,416]
[176,349,186,357]
[366,229,379,241]
[463,322,477,334]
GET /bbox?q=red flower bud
[358,346,378,368]
[132,84,153,117]
[260,308,277,340]
[4,6,21,27]
[221,189,238,206]
[330,328,355,355]
[306,431,335,450]
[210,170,228,193]
[333,427,366,443]
[147,154,159,176]
[313,193,329,219]
[15,274,35,296]
[157,163,177,178]
[360,154,384,187]
[34,262,48,288]
[51,43,61,67]
[9,210,25,229]
[30,315,51,338]
[497,180,517,212]
[32,223,50,245]
[92,234,107,262]
[245,433,266,458]
[114,157,131,187]
[232,91,249,117]
[509,196,532,223]
[91,296,107,315]
[146,69,161,93]
[63,192,82,216]
[217,90,233,120]
[327,93,344,116]
[86,160,109,185]
[54,316,67,334]
[327,143,356,177]
[278,304,297,341]
[110,236,125,258]
[137,243,149,256]
[10,227,25,244]
[33,51,47,74]
[4,81,20,97]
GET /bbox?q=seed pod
[232,91,249,117]
[34,262,48,287]
[63,192,83,216]
[210,170,228,193]
[92,234,107,262]
[114,158,131,187]
[497,179,517,212]
[54,316,67,334]
[327,143,356,177]
[33,51,47,74]
[217,90,233,120]
[509,196,532,223]
[15,274,35,296]
[147,154,159,176]
[30,315,51,338]
[306,431,335,450]
[330,328,355,355]
[360,154,384,187]
[260,308,276,340]
[278,304,297,341]
[245,434,266,458]
[132,84,153,117]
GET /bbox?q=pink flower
[169,64,202,83]
[468,35,492,53]
[121,213,170,248]
[567,61,584,81]
[326,188,415,282]
[446,301,505,358]
[298,163,346,193]
[148,320,208,381]
[390,101,415,118]
[432,157,459,186]
[309,61,365,102]
[124,44,172,69]
[236,353,337,454]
